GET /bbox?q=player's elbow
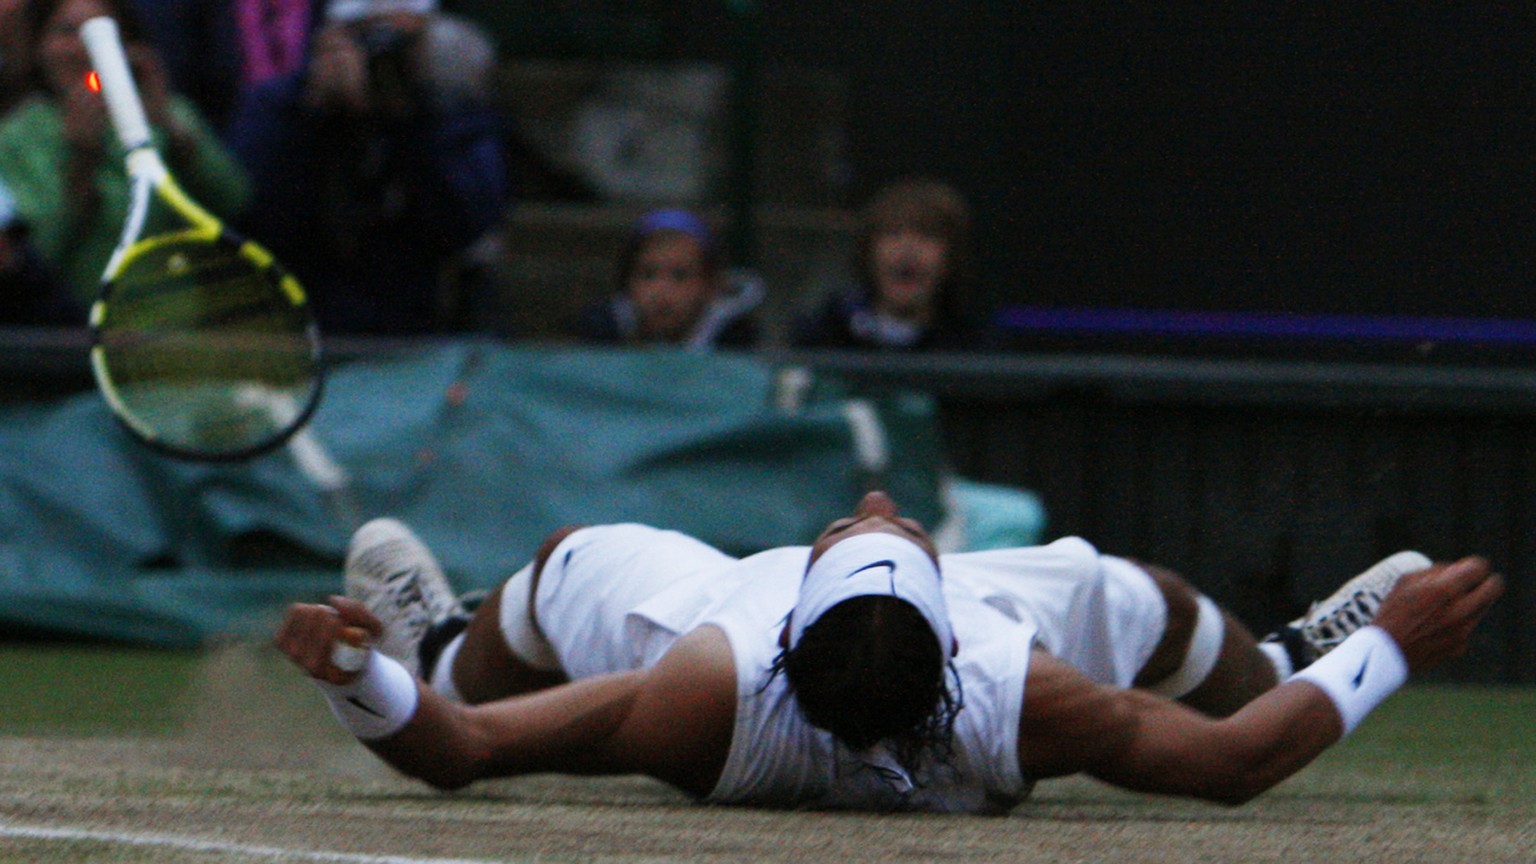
[397,742,490,792]
[1165,766,1268,806]
[414,766,476,792]
[1097,758,1270,805]
[1191,744,1293,805]
[397,731,479,790]
[1201,776,1266,807]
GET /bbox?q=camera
[350,21,421,111]
[355,21,414,61]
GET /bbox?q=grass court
[0,641,1530,862]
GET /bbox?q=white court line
[0,822,499,864]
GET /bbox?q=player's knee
[1134,563,1225,699]
[1147,593,1225,699]
[451,570,567,703]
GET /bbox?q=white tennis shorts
[525,523,745,680]
[521,526,1167,692]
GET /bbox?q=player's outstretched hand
[1371,556,1504,674]
[273,595,383,685]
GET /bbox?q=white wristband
[1290,625,1408,735]
[315,650,420,740]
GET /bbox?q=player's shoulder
[941,536,1102,571]
[635,625,737,795]
[640,625,737,720]
[659,624,737,680]
[649,627,739,729]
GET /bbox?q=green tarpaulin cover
[0,342,945,646]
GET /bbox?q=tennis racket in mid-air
[80,16,322,461]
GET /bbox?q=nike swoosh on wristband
[346,696,386,718]
[1352,650,1372,689]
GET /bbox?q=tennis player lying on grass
[275,491,1502,812]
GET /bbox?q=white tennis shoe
[344,518,465,678]
[1275,550,1432,666]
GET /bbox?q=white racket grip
[79,17,153,151]
[331,625,372,673]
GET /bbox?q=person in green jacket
[0,0,250,311]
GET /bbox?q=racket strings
[96,235,321,458]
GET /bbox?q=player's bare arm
[1017,556,1503,805]
[376,624,734,796]
[275,602,737,797]
[1020,652,1342,803]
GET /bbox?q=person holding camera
[224,0,510,335]
[0,0,249,313]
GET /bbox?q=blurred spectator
[0,0,28,113]
[128,0,320,132]
[575,208,763,351]
[793,178,991,352]
[791,179,1039,551]
[0,0,251,310]
[0,175,82,324]
[225,0,510,336]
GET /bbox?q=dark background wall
[943,387,1534,685]
[653,3,1536,323]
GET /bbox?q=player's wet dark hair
[771,595,961,773]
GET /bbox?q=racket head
[90,223,324,462]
